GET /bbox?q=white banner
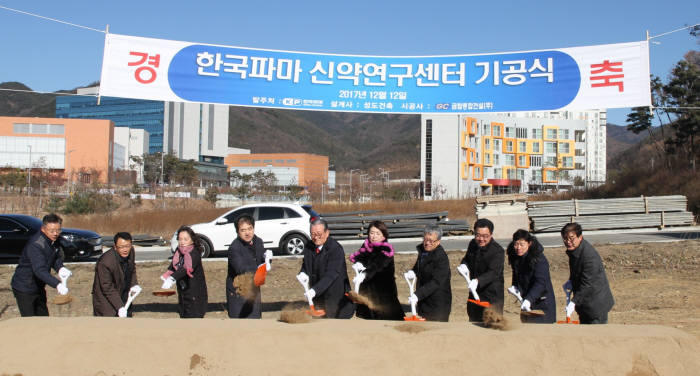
[100,33,651,113]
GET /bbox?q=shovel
[557,288,580,324]
[52,273,73,305]
[507,285,545,317]
[403,271,426,322]
[123,287,141,312]
[457,265,490,308]
[296,273,325,317]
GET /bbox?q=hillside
[0,82,57,118]
[606,122,646,162]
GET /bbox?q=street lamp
[66,149,76,192]
[349,169,361,202]
[27,145,31,196]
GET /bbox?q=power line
[649,23,699,40]
[0,5,105,33]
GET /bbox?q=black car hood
[61,227,100,238]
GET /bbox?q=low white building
[113,127,150,183]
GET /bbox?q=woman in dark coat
[507,229,556,323]
[348,221,404,320]
[161,226,208,318]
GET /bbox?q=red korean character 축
[590,60,624,92]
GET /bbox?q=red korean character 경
[128,52,161,84]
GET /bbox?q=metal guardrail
[320,211,469,240]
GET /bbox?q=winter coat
[300,236,355,319]
[226,236,265,318]
[169,247,208,318]
[461,238,505,320]
[411,244,452,322]
[566,239,615,320]
[11,232,64,294]
[92,247,138,317]
[350,240,404,320]
[507,239,556,323]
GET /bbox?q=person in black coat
[561,223,615,324]
[460,218,504,322]
[348,221,404,320]
[161,226,208,318]
[408,225,451,322]
[11,213,72,316]
[299,218,354,319]
[226,214,270,318]
[92,232,140,317]
[506,229,556,323]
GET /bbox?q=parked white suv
[171,203,320,257]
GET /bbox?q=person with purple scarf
[348,221,404,320]
[161,226,208,318]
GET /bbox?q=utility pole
[27,145,32,196]
[349,169,360,203]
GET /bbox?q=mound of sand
[1,317,699,375]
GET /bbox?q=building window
[263,159,273,163]
[562,156,573,168]
[485,153,491,164]
[530,155,542,167]
[506,168,516,179]
[558,142,570,154]
[505,140,514,152]
[516,127,527,138]
[286,159,296,163]
[545,169,557,181]
[504,155,515,166]
[532,142,541,153]
[275,159,284,164]
[494,167,502,178]
[531,129,542,139]
[505,127,515,138]
[493,124,501,137]
[544,156,557,167]
[532,169,542,183]
[546,129,557,139]
[484,138,490,149]
[494,139,501,151]
[483,123,490,136]
[545,142,557,154]
[518,155,527,166]
[516,169,525,180]
[575,162,585,170]
[575,130,586,142]
[518,141,527,152]
[252,159,261,163]
[558,129,570,139]
[239,159,249,163]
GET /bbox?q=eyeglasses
[311,232,326,238]
[116,244,132,250]
[475,234,491,239]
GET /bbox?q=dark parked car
[0,214,103,261]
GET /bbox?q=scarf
[349,238,395,263]
[164,244,195,278]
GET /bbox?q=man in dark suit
[92,232,140,317]
[460,218,505,322]
[299,218,354,319]
[11,213,71,316]
[561,223,615,324]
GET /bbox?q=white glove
[160,276,176,289]
[352,262,366,274]
[405,270,416,280]
[353,272,366,286]
[408,293,418,305]
[56,283,69,295]
[58,267,72,279]
[118,307,127,318]
[457,264,468,276]
[468,278,478,291]
[129,285,142,296]
[304,288,316,300]
[562,280,572,292]
[521,299,532,312]
[507,285,520,296]
[264,250,273,271]
[296,272,309,285]
[566,301,576,317]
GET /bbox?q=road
[124,226,700,263]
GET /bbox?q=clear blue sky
[0,0,698,125]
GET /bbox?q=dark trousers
[578,310,608,324]
[13,288,49,317]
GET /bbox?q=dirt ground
[1,239,699,338]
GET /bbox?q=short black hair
[234,214,255,232]
[473,218,494,234]
[42,213,62,226]
[114,232,133,244]
[512,229,534,243]
[561,222,583,237]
